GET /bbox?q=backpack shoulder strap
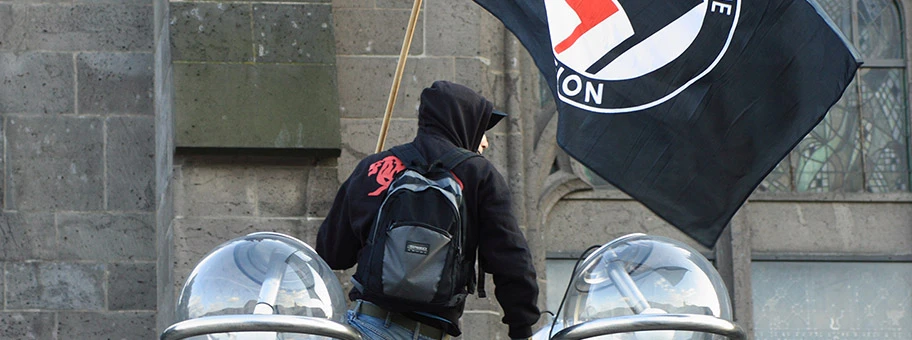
[435,147,480,171]
[389,144,428,170]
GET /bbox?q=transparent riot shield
[537,234,745,340]
[160,232,362,340]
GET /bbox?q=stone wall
[3,0,910,339]
[0,0,157,338]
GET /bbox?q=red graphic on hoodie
[368,156,405,196]
[554,0,620,53]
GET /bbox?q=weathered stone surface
[453,57,495,100]
[336,56,453,119]
[5,116,104,211]
[333,8,422,56]
[169,2,252,62]
[0,312,57,339]
[109,262,156,310]
[0,4,152,52]
[173,63,340,149]
[425,0,483,57]
[253,3,336,63]
[156,218,176,332]
[107,116,155,211]
[58,312,156,339]
[545,198,709,253]
[6,262,105,310]
[1,119,3,208]
[58,213,155,261]
[376,0,416,8]
[256,167,309,217]
[0,52,74,114]
[258,0,330,2]
[77,53,154,115]
[307,165,341,217]
[0,212,55,261]
[175,164,256,217]
[747,202,912,254]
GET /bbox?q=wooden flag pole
[375,0,423,153]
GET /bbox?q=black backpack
[352,144,480,311]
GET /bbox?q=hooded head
[417,81,504,152]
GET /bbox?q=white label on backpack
[406,241,430,255]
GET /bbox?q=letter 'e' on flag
[472,0,862,247]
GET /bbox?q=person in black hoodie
[316,80,540,339]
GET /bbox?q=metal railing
[159,315,363,340]
[549,314,745,340]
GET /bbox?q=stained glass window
[759,0,909,193]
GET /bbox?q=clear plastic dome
[544,234,732,340]
[175,232,348,339]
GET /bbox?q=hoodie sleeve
[316,173,359,270]
[475,167,541,339]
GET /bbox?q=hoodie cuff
[508,325,533,339]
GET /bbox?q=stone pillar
[715,208,754,340]
[154,0,177,332]
[1,1,157,338]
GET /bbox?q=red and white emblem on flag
[546,0,634,76]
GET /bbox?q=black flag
[473,0,861,247]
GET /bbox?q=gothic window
[760,0,908,193]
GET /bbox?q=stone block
[77,53,154,115]
[174,63,340,149]
[253,3,336,63]
[296,218,323,247]
[109,262,156,310]
[1,119,3,209]
[77,0,150,4]
[337,118,417,180]
[336,56,453,118]
[453,57,495,100]
[58,312,156,339]
[175,164,256,217]
[0,52,74,114]
[256,166,309,217]
[0,5,19,51]
[0,313,56,339]
[5,116,104,211]
[333,8,423,56]
[746,202,912,254]
[426,0,483,57]
[156,219,176,332]
[0,4,152,52]
[258,0,330,2]
[545,199,709,253]
[172,217,305,288]
[58,213,155,261]
[169,2,253,62]
[0,212,55,261]
[307,165,341,216]
[331,0,380,9]
[376,0,416,8]
[107,116,155,211]
[6,262,105,310]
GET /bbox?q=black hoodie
[316,81,540,338]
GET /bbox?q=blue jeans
[345,301,448,340]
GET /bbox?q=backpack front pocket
[381,222,453,303]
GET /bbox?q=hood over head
[417,81,497,151]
